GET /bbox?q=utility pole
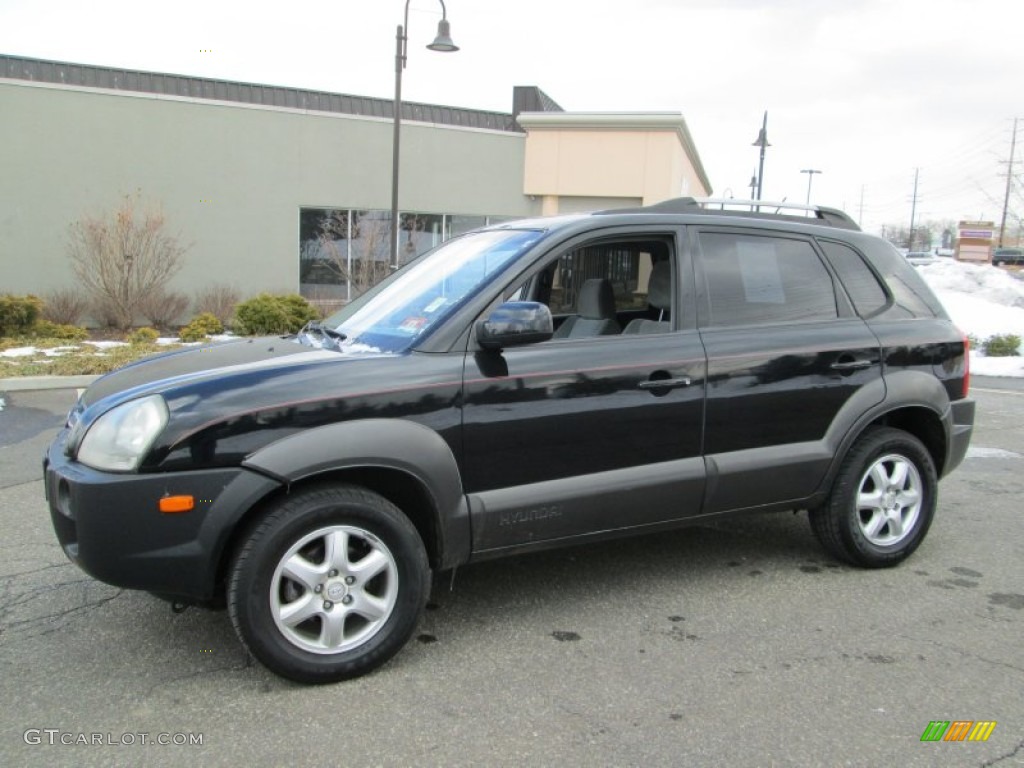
[908,168,920,250]
[998,117,1020,248]
[858,185,865,227]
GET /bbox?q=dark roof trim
[0,53,524,133]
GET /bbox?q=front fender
[242,419,470,568]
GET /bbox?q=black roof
[0,53,562,133]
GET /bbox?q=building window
[300,208,515,306]
[299,208,351,303]
[447,215,487,239]
[399,213,443,263]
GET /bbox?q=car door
[693,227,884,514]
[461,227,707,555]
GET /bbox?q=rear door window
[697,231,838,327]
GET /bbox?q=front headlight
[77,395,169,472]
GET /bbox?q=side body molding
[243,419,470,569]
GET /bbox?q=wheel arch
[209,419,470,598]
[867,406,946,474]
[213,464,451,596]
[819,371,952,499]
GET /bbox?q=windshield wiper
[298,321,347,351]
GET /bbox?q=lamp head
[427,19,459,52]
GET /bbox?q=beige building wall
[518,113,712,215]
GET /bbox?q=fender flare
[819,369,951,495]
[241,418,470,569]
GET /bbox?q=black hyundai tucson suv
[44,198,975,683]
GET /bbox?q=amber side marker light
[159,495,195,514]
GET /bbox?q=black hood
[81,337,340,407]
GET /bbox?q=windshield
[322,228,543,352]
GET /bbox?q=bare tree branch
[68,193,187,329]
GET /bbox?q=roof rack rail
[598,196,860,231]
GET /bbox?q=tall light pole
[391,0,458,269]
[801,168,822,204]
[751,111,770,208]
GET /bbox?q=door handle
[830,359,873,371]
[638,376,692,391]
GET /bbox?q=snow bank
[917,259,1024,310]
[915,259,1024,377]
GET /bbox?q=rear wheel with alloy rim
[228,484,429,683]
[810,427,937,568]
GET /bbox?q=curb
[0,375,101,392]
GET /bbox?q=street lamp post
[391,0,458,269]
[801,168,822,205]
[751,111,770,209]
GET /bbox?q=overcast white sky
[3,0,1022,238]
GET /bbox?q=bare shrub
[89,297,125,330]
[42,288,89,326]
[68,192,188,330]
[193,283,240,327]
[140,290,190,330]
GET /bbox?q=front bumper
[44,430,282,603]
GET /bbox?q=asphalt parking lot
[1,381,1022,767]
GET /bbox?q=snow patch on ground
[1,347,36,358]
[84,340,128,350]
[42,346,80,357]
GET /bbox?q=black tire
[810,427,937,568]
[228,484,429,684]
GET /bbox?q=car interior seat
[623,260,671,334]
[553,278,621,338]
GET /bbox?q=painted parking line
[972,387,1024,397]
[966,446,1023,459]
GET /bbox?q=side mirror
[476,301,553,350]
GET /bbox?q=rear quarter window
[858,241,941,319]
[819,240,888,317]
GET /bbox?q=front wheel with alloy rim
[228,484,429,683]
[810,427,938,568]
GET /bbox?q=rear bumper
[44,430,282,603]
[944,397,975,476]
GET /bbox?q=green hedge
[983,334,1021,357]
[233,294,319,335]
[0,294,43,335]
